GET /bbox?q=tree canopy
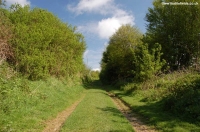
[0,3,13,64]
[0,4,86,80]
[100,24,164,84]
[143,0,200,70]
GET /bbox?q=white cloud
[6,0,30,6]
[70,0,135,39]
[97,14,134,39]
[97,17,121,39]
[69,0,135,69]
[67,0,114,15]
[92,68,101,71]
[78,13,134,39]
[96,7,135,39]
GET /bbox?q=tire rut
[108,93,156,132]
[42,94,85,132]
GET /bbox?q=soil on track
[43,90,155,132]
[108,92,156,132]
[42,94,85,132]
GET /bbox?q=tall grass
[0,63,85,132]
[113,70,200,131]
[121,70,198,101]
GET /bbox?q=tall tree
[144,0,200,70]
[100,24,142,84]
[100,24,164,84]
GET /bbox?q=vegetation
[100,24,165,84]
[1,0,200,131]
[0,4,86,80]
[0,4,13,65]
[100,0,200,85]
[110,71,200,131]
[100,0,200,130]
[143,0,200,70]
[0,62,85,131]
[89,70,100,80]
[61,84,134,132]
[0,3,87,132]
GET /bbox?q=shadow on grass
[118,92,200,131]
[83,80,119,91]
[96,106,132,125]
[83,80,200,131]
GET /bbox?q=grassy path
[43,94,85,132]
[110,94,155,132]
[61,88,134,132]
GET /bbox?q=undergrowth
[121,70,199,102]
[0,63,85,132]
[115,70,200,131]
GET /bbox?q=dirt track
[43,94,85,132]
[108,92,155,132]
[42,91,155,132]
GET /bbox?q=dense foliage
[0,3,87,131]
[117,71,200,131]
[109,0,200,123]
[0,4,86,80]
[100,24,165,84]
[164,74,200,120]
[0,6,13,65]
[143,0,200,70]
[100,0,200,84]
[0,63,85,131]
[100,25,142,84]
[100,0,200,122]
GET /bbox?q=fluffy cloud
[97,17,121,39]
[67,0,114,15]
[77,12,134,39]
[6,0,30,6]
[69,0,134,39]
[69,0,135,69]
[97,14,134,39]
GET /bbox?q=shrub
[8,5,86,80]
[164,74,200,120]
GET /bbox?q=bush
[164,74,200,120]
[0,8,13,64]
[8,5,86,80]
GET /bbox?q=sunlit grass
[0,76,85,132]
[117,94,200,131]
[61,88,134,132]
[110,70,200,132]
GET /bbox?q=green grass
[109,71,200,132]
[2,61,200,132]
[0,76,85,132]
[61,87,134,132]
[117,93,200,132]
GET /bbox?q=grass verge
[61,87,134,132]
[109,71,200,131]
[0,75,85,132]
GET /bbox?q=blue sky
[5,0,154,71]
